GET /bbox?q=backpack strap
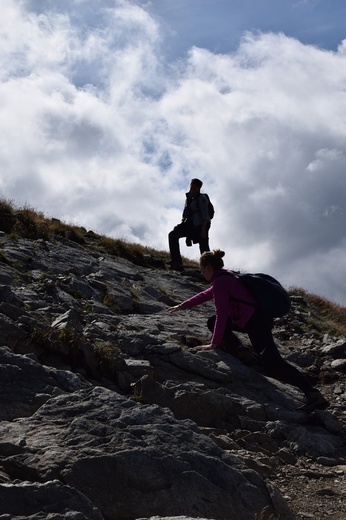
[196,193,207,216]
[215,271,256,308]
[182,193,192,222]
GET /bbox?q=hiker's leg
[199,223,210,254]
[246,309,315,393]
[168,222,188,266]
[207,315,243,349]
[207,315,253,362]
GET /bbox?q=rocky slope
[0,231,345,520]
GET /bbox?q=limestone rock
[0,234,345,519]
[0,480,103,519]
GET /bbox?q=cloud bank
[1,0,346,304]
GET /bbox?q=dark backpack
[218,271,291,317]
[198,193,215,220]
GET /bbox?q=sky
[1,0,346,305]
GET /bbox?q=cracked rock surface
[0,234,345,519]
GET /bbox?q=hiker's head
[200,249,225,280]
[190,178,203,194]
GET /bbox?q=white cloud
[0,1,346,304]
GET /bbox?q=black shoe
[170,263,184,272]
[216,342,255,364]
[297,390,330,413]
[235,345,257,365]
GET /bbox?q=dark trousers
[207,309,315,394]
[168,221,210,265]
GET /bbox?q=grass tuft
[290,286,346,336]
[0,197,198,268]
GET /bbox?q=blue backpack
[218,272,291,317]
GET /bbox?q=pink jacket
[182,268,257,345]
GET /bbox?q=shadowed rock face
[0,347,292,520]
[0,234,345,520]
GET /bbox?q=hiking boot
[217,342,256,365]
[215,341,238,354]
[169,263,184,272]
[235,345,257,365]
[166,260,184,271]
[297,390,330,413]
